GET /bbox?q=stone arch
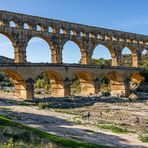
[140,48,148,67]
[62,38,86,64]
[106,71,130,97]
[26,36,56,63]
[121,46,137,67]
[0,31,15,45]
[23,23,30,29]
[92,43,117,66]
[9,20,16,28]
[0,69,28,99]
[0,31,16,61]
[48,26,53,32]
[36,25,42,31]
[36,70,64,97]
[73,71,95,95]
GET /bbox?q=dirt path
[0,97,148,148]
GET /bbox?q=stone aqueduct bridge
[0,10,146,99]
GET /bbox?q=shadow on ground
[30,96,148,109]
[0,107,147,148]
[0,96,148,109]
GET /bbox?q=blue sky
[0,0,148,63]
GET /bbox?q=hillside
[0,56,14,63]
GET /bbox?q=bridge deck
[0,63,141,71]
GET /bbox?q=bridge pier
[111,53,118,66]
[14,82,27,99]
[64,77,71,96]
[25,78,34,99]
[132,53,141,67]
[14,78,34,100]
[110,79,130,97]
[94,78,101,94]
[13,42,27,64]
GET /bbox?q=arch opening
[60,28,64,34]
[141,49,148,68]
[100,76,110,96]
[121,47,132,67]
[0,33,14,63]
[24,23,29,29]
[26,37,52,63]
[71,74,81,96]
[34,71,64,98]
[62,40,81,64]
[36,25,42,31]
[48,26,53,32]
[92,44,112,66]
[71,72,95,96]
[10,21,16,28]
[0,70,27,99]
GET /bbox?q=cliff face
[0,56,14,63]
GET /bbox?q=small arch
[24,23,30,29]
[70,30,74,35]
[60,28,64,34]
[80,32,83,37]
[36,25,42,31]
[97,34,100,39]
[10,21,16,28]
[48,26,53,32]
[89,33,95,38]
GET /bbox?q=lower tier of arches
[0,66,142,100]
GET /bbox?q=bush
[139,135,148,143]
[36,90,42,94]
[38,102,48,109]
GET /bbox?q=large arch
[35,70,64,97]
[62,40,81,64]
[0,69,28,99]
[0,32,15,63]
[92,44,117,66]
[26,36,55,63]
[106,71,130,97]
[121,46,137,67]
[73,71,95,95]
[140,49,148,68]
[62,39,87,64]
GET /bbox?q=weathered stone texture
[0,11,145,99]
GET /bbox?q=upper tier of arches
[0,26,147,67]
[0,12,147,47]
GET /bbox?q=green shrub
[98,124,128,134]
[38,102,47,109]
[139,135,148,143]
[36,90,42,94]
